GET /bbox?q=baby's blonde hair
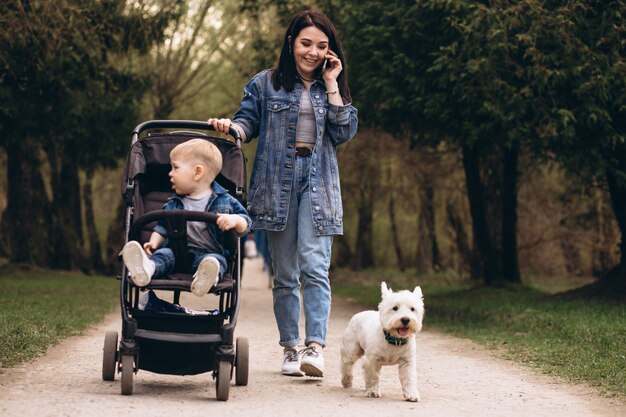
[170,139,222,182]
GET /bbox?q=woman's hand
[207,118,246,142]
[322,49,342,82]
[207,118,233,135]
[322,49,343,105]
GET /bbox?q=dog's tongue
[398,327,409,337]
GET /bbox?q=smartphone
[321,58,328,72]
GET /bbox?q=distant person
[208,10,358,377]
[121,139,250,296]
[254,229,273,276]
[244,233,258,258]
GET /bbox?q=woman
[208,9,358,378]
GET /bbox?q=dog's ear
[413,286,423,299]
[381,281,391,297]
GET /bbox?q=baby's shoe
[122,241,155,287]
[191,257,220,296]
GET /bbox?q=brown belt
[295,147,312,157]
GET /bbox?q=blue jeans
[150,247,227,279]
[267,155,333,348]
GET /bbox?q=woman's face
[292,26,329,80]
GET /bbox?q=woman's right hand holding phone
[322,49,342,82]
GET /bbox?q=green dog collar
[383,330,409,346]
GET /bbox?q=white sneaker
[300,346,324,377]
[122,241,155,287]
[281,348,304,376]
[191,257,220,296]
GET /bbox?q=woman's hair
[272,9,352,103]
[170,139,222,182]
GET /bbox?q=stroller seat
[127,205,237,295]
[124,131,245,296]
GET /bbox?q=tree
[334,0,526,284]
[533,1,626,296]
[0,0,181,270]
[335,0,626,294]
[137,0,249,120]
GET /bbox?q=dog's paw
[365,391,381,398]
[404,390,420,402]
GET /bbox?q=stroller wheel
[215,360,231,401]
[235,337,249,386]
[102,331,118,381]
[120,354,134,395]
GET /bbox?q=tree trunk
[83,168,105,272]
[46,144,89,272]
[560,225,582,275]
[422,184,441,271]
[0,151,6,257]
[388,191,405,271]
[332,235,353,268]
[560,171,626,299]
[446,200,472,276]
[501,145,521,283]
[354,184,374,269]
[415,208,429,273]
[419,184,441,271]
[153,94,175,120]
[104,197,126,274]
[591,187,614,277]
[602,172,626,293]
[3,140,51,265]
[462,143,498,285]
[482,149,505,286]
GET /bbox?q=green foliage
[335,0,626,179]
[238,0,313,79]
[332,270,626,397]
[330,0,626,289]
[241,0,312,26]
[0,0,182,166]
[0,1,183,268]
[143,0,249,120]
[0,269,118,367]
[333,0,454,141]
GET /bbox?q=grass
[331,268,626,399]
[0,267,118,367]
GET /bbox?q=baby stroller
[101,120,248,401]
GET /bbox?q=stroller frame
[102,120,248,401]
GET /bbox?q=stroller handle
[131,120,242,146]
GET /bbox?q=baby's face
[168,158,196,195]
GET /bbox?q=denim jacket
[233,69,358,235]
[153,181,251,259]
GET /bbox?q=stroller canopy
[121,131,246,202]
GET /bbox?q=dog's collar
[383,330,409,346]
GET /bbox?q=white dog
[340,282,424,402]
